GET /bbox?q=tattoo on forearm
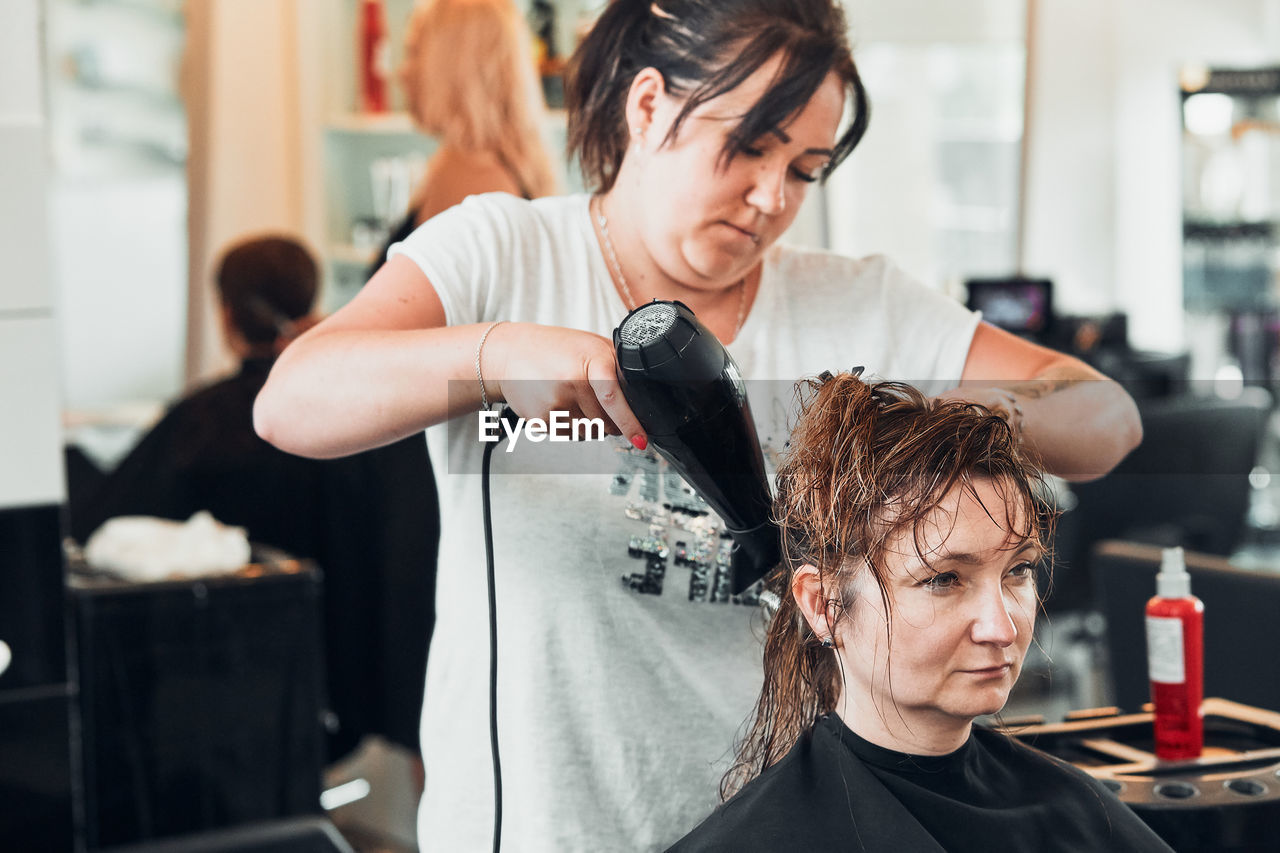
[1005,378,1078,400]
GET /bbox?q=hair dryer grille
[618,302,678,346]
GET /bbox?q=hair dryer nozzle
[614,300,780,593]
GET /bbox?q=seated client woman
[671,373,1171,852]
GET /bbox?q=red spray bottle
[1145,546,1204,760]
[358,0,390,113]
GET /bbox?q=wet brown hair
[722,372,1055,798]
[566,0,870,193]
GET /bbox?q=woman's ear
[792,564,841,643]
[624,67,670,152]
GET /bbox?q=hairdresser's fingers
[936,385,1019,427]
[585,355,644,445]
[573,379,612,434]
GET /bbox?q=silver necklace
[594,196,749,340]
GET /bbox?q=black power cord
[481,406,518,853]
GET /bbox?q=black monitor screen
[965,277,1053,335]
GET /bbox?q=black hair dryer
[613,300,780,593]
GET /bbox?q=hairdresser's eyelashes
[737,144,821,181]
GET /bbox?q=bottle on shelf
[1144,546,1205,760]
[530,0,565,109]
[358,0,390,113]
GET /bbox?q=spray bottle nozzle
[1156,546,1191,598]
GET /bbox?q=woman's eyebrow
[929,551,983,567]
[766,127,834,157]
[928,541,1042,566]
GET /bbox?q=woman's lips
[963,664,1013,678]
[721,221,761,244]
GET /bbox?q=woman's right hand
[483,322,648,448]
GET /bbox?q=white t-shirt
[389,192,980,852]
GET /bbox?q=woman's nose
[745,163,787,216]
[970,588,1019,647]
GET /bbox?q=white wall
[0,0,64,508]
[44,0,188,411]
[49,178,188,409]
[1021,0,1117,316]
[185,0,306,386]
[827,0,1026,290]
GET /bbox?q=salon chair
[1046,387,1272,613]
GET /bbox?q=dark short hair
[215,235,318,345]
[566,0,870,193]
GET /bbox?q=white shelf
[307,3,580,311]
[327,242,380,266]
[324,111,419,134]
[323,108,566,136]
[324,108,567,135]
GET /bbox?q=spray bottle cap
[1156,546,1191,598]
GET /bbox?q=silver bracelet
[475,321,505,410]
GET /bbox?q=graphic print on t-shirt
[608,441,768,607]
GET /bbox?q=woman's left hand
[935,384,1025,443]
[949,322,1143,481]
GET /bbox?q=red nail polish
[630,434,648,451]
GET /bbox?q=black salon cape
[68,357,439,762]
[669,714,1173,853]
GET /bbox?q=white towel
[84,511,252,582]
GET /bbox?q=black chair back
[1048,387,1272,611]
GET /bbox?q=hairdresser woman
[255,1,1140,849]
[671,374,1170,852]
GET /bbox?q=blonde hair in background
[401,0,559,199]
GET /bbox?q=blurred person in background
[387,0,559,245]
[69,234,438,778]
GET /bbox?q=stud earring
[819,636,834,649]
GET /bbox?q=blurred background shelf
[305,2,582,312]
[324,112,419,135]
